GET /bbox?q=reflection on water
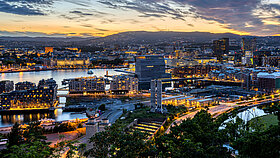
[0,69,122,88]
[0,109,88,127]
[0,69,121,127]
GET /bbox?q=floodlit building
[45,47,53,54]
[0,79,57,110]
[135,55,171,90]
[68,76,106,94]
[51,57,90,67]
[110,75,138,94]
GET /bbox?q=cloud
[0,0,53,15]
[187,23,194,27]
[70,10,93,16]
[98,0,280,35]
[0,30,67,37]
[172,0,280,35]
[95,28,109,32]
[81,24,93,28]
[0,30,99,37]
[98,0,193,21]
[63,0,92,7]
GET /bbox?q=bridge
[162,77,204,82]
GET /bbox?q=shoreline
[0,66,127,74]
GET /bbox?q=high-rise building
[0,80,14,94]
[213,38,229,62]
[150,79,162,112]
[242,37,257,53]
[135,55,171,90]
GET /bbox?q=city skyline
[0,0,279,37]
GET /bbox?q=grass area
[249,114,278,130]
[115,107,166,128]
[114,105,188,129]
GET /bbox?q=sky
[0,0,279,37]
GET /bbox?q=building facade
[0,80,14,94]
[15,81,36,91]
[51,57,90,67]
[242,37,257,53]
[110,75,138,94]
[0,78,57,110]
[135,55,171,90]
[257,72,280,92]
[213,38,229,62]
[68,76,106,94]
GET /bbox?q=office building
[213,38,229,62]
[110,75,138,94]
[135,55,171,90]
[68,76,106,94]
[0,79,57,109]
[15,81,36,91]
[0,80,14,94]
[257,72,280,92]
[242,37,257,53]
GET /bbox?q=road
[165,95,280,134]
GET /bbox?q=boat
[87,70,94,74]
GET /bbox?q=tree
[3,140,53,158]
[99,104,106,111]
[85,125,148,158]
[231,125,280,158]
[150,110,232,158]
[7,122,22,148]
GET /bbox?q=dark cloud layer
[0,0,53,15]
[99,0,280,35]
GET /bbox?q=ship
[87,70,94,74]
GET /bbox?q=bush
[99,104,106,111]
[54,122,77,133]
[78,123,83,128]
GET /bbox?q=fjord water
[0,69,122,127]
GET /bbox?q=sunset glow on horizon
[0,0,279,37]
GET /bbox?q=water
[0,69,121,88]
[0,69,122,127]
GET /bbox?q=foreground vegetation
[86,105,280,158]
[1,105,279,157]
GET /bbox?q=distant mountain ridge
[91,31,243,44]
[1,31,278,46]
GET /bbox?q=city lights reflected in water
[0,109,87,127]
[1,73,5,80]
[0,69,121,127]
[0,69,122,88]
